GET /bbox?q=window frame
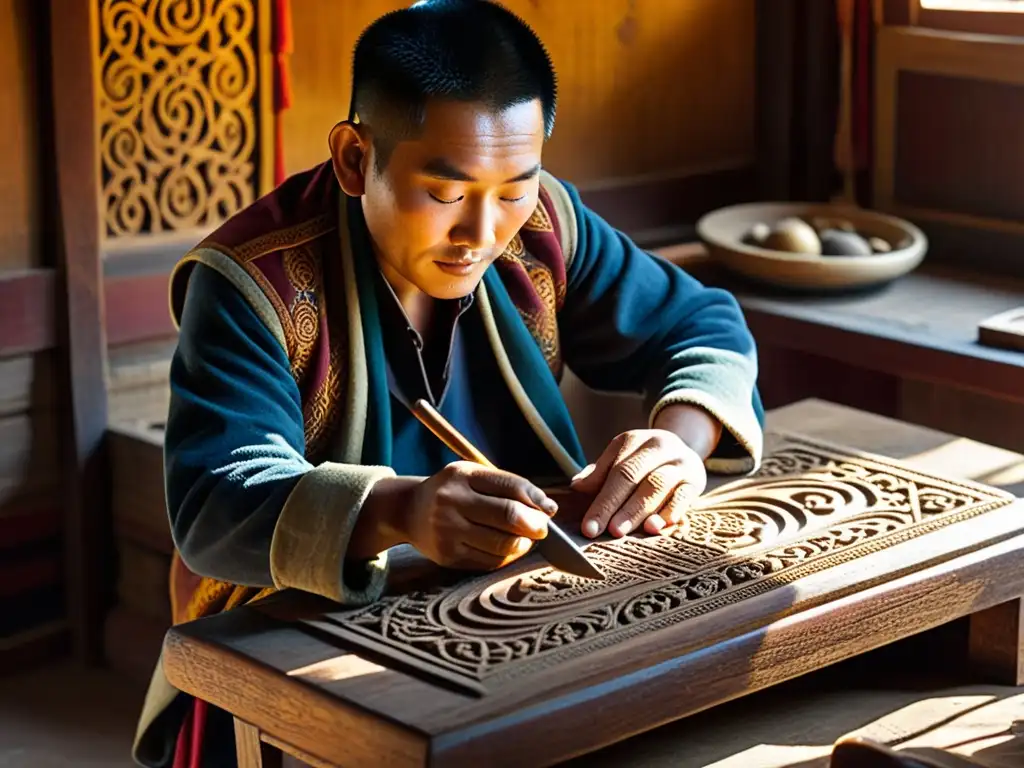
[874,6,1024,277]
[885,0,1024,36]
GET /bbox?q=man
[133,0,764,764]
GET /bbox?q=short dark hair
[350,0,557,171]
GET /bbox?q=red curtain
[273,0,293,187]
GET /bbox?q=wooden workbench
[162,399,1024,767]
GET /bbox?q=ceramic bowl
[695,202,928,291]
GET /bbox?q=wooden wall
[282,0,758,242]
[0,0,67,669]
[0,0,43,273]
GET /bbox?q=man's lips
[434,256,483,266]
[433,257,482,276]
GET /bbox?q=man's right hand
[401,462,556,571]
[352,462,556,571]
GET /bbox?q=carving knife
[409,398,605,580]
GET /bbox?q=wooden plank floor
[0,661,143,767]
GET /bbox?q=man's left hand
[570,429,707,539]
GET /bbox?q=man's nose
[451,200,497,251]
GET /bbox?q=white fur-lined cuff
[270,462,395,605]
[649,388,762,475]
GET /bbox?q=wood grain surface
[162,400,1024,767]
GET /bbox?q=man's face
[360,98,545,301]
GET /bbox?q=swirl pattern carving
[310,435,1014,694]
[97,0,259,237]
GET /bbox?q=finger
[463,524,535,558]
[581,436,674,538]
[644,513,667,535]
[606,461,687,537]
[463,465,558,515]
[570,431,634,491]
[462,496,550,540]
[660,482,701,528]
[447,544,511,572]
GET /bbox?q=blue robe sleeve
[165,262,391,602]
[555,180,764,472]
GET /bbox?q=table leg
[234,717,284,768]
[968,597,1024,685]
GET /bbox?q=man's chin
[420,261,487,299]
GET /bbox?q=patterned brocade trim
[205,213,336,264]
[538,170,578,271]
[283,245,320,381]
[171,247,288,352]
[239,259,297,356]
[305,344,345,460]
[522,198,554,233]
[517,265,562,377]
[497,203,564,377]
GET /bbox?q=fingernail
[616,520,633,536]
[571,463,596,483]
[530,488,557,513]
[582,519,600,538]
[647,515,666,532]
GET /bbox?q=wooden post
[234,719,284,768]
[968,597,1024,686]
[47,0,111,663]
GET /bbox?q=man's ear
[328,121,370,197]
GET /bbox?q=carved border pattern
[311,434,1014,694]
[96,0,261,238]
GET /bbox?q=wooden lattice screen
[93,0,273,245]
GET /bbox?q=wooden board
[304,429,1016,697]
[162,401,1024,767]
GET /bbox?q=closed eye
[430,193,528,204]
[429,193,463,205]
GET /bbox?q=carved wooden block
[307,432,1018,697]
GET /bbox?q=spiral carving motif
[97,0,258,237]
[312,434,1015,694]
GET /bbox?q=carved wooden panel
[95,0,272,241]
[309,432,1014,696]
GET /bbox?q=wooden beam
[104,271,176,346]
[0,269,56,357]
[48,0,111,663]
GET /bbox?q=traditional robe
[132,161,765,766]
